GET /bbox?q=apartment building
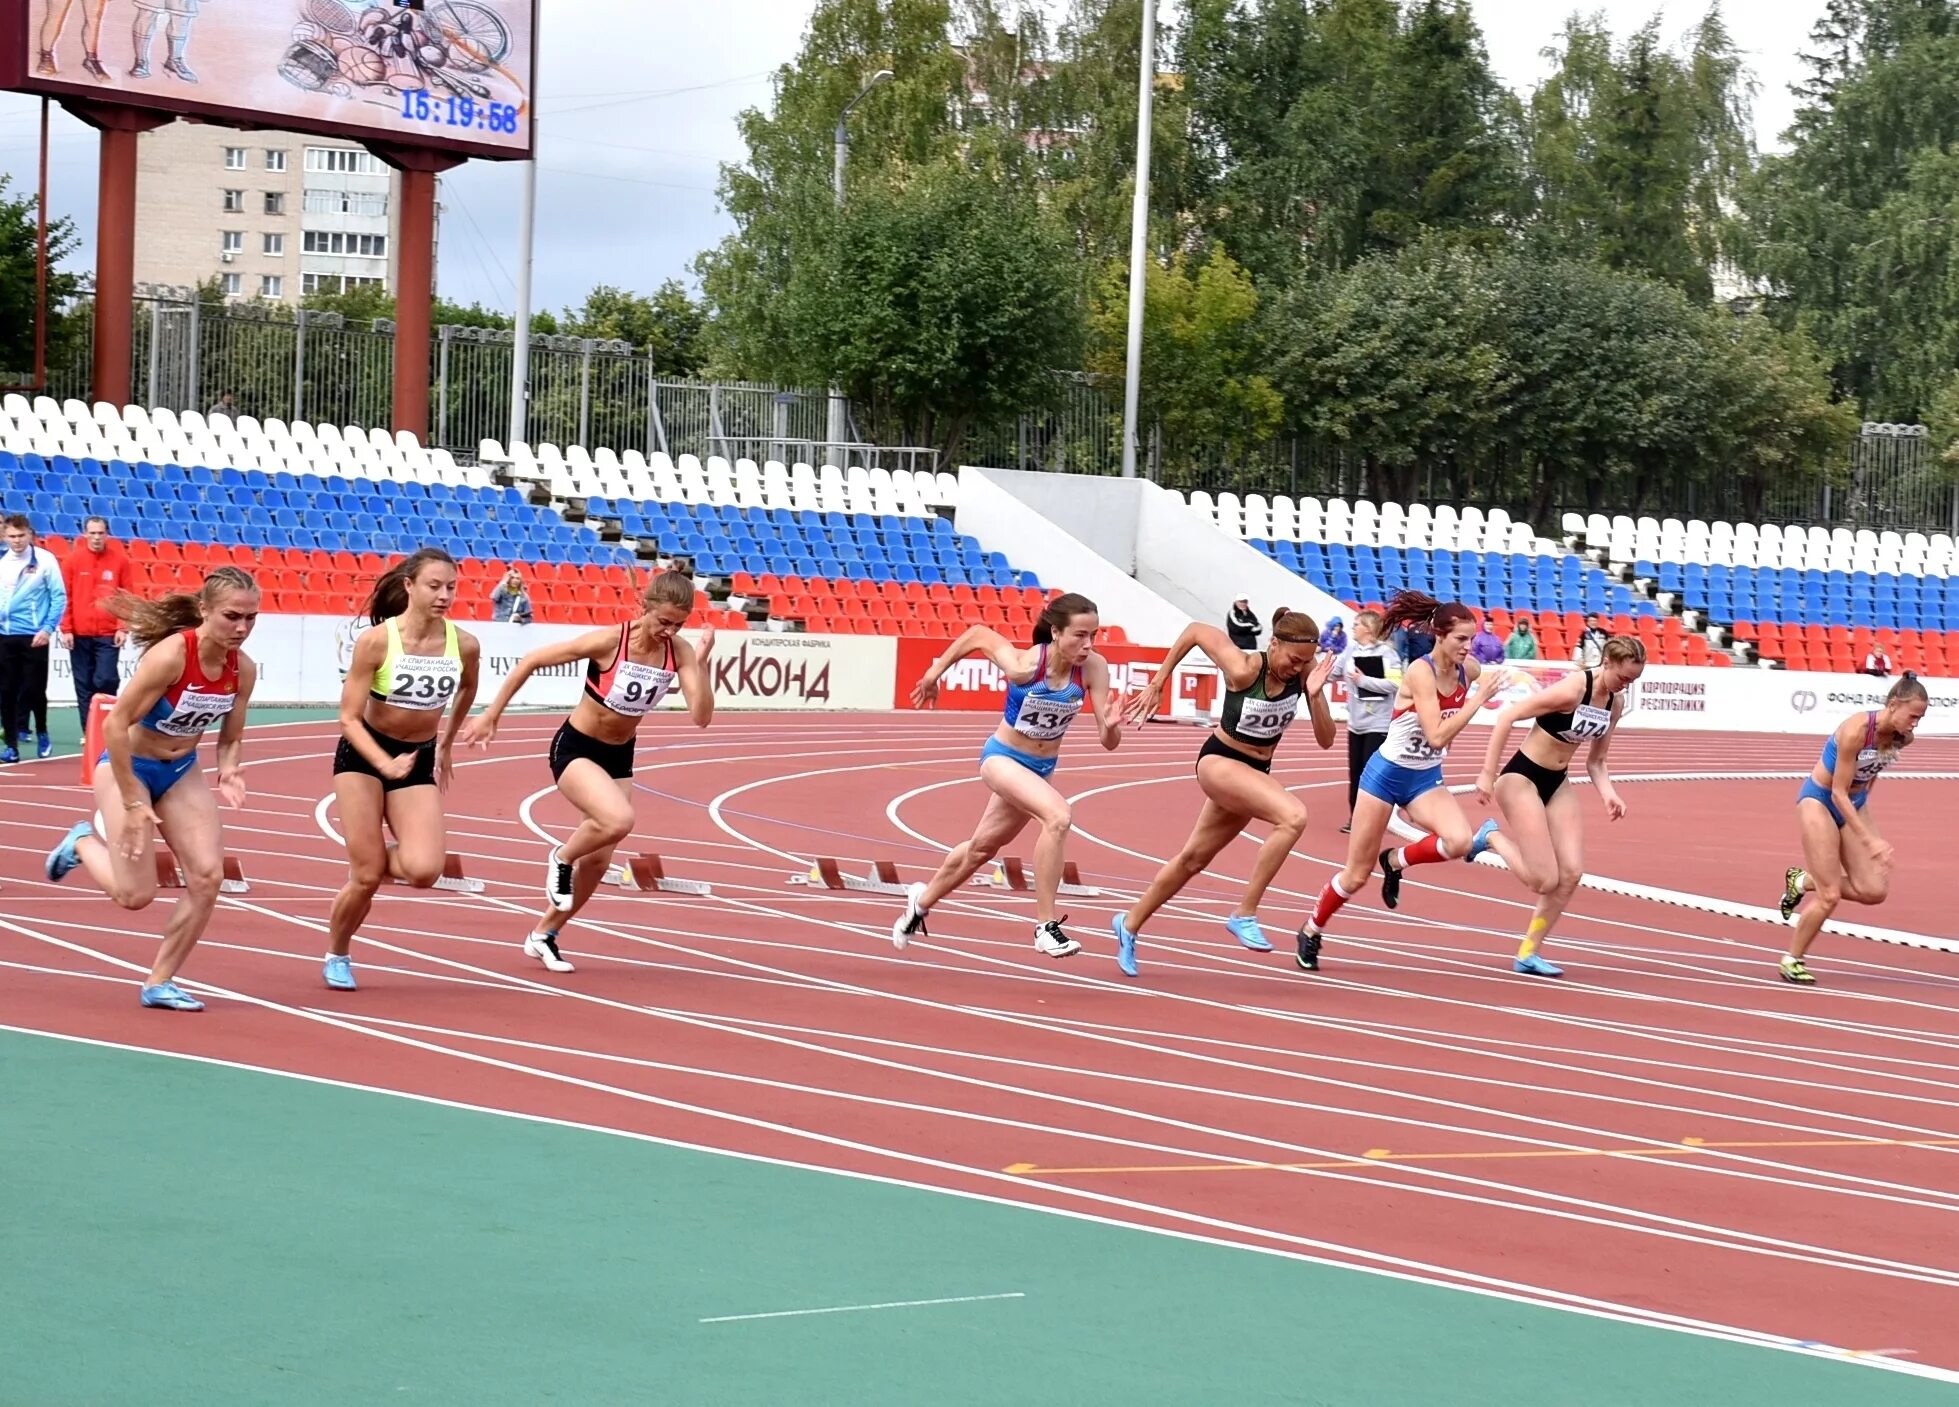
[134,123,434,303]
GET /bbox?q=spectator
[1319,615,1347,655]
[1225,593,1259,650]
[1864,644,1893,678]
[207,390,239,422]
[491,568,533,625]
[1574,612,1609,667]
[1506,617,1539,660]
[1392,618,1435,665]
[0,514,67,762]
[1333,609,1400,834]
[57,515,132,736]
[1470,618,1505,665]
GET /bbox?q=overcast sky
[0,0,1819,314]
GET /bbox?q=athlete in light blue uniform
[894,592,1120,959]
[1775,674,1928,984]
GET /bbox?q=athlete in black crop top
[1470,642,1645,978]
[1113,609,1336,977]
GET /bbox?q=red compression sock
[1394,834,1451,869]
[1309,876,1352,931]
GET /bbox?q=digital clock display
[398,90,519,134]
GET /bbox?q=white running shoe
[523,931,575,973]
[1034,918,1080,958]
[892,883,929,950]
[545,846,575,911]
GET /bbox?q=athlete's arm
[338,627,409,772]
[212,654,257,809]
[1123,622,1257,725]
[1084,652,1121,750]
[458,628,615,746]
[1411,661,1489,751]
[1476,671,1586,793]
[1828,712,1881,847]
[1586,694,1627,820]
[673,634,715,729]
[911,625,1031,708]
[102,635,187,858]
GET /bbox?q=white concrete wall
[976,467,1142,570]
[1134,482,1350,633]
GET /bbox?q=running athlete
[458,570,715,973]
[1110,608,1337,976]
[1774,673,1928,985]
[322,548,481,992]
[893,592,1120,959]
[1471,637,1645,977]
[1294,591,1523,971]
[44,567,261,1011]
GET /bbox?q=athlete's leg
[1515,782,1587,971]
[147,767,225,987]
[1490,774,1560,896]
[1302,788,1392,940]
[1785,800,1848,968]
[1838,811,1893,908]
[1201,759,1307,920]
[536,771,635,945]
[325,773,389,961]
[66,760,162,908]
[975,756,1074,924]
[1123,798,1249,934]
[917,790,1032,911]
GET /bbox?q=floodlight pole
[827,68,894,465]
[510,153,537,450]
[1119,0,1158,481]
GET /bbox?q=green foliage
[559,282,707,377]
[0,174,82,384]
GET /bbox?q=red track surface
[5,714,1958,1374]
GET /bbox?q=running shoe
[1338,822,1351,834]
[545,846,575,911]
[1224,915,1272,952]
[45,820,93,882]
[1,747,17,764]
[139,981,204,1011]
[1466,819,1499,862]
[323,954,358,991]
[36,732,51,760]
[892,883,929,951]
[1778,867,1806,922]
[524,931,575,974]
[1378,849,1404,910]
[1111,913,1139,977]
[1295,924,1322,972]
[1034,918,1080,958]
[1778,956,1816,985]
[1513,954,1564,978]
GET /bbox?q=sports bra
[1535,669,1614,745]
[370,617,462,711]
[139,629,240,739]
[1002,643,1085,742]
[1819,712,1896,794]
[1376,655,1469,768]
[585,623,678,718]
[1217,655,1302,748]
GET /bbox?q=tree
[560,281,706,378]
[0,175,82,384]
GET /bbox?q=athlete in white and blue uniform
[1111,607,1337,976]
[1775,675,1928,984]
[1295,592,1519,972]
[1472,639,1645,978]
[894,592,1120,960]
[44,567,262,1012]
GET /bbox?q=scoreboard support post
[369,144,462,442]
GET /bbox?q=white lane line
[698,1291,1025,1324]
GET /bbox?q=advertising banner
[890,636,1171,713]
[9,0,536,159]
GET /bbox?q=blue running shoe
[1,747,17,764]
[1111,913,1139,978]
[323,954,358,991]
[46,820,93,882]
[1467,818,1499,861]
[139,981,205,1011]
[36,732,51,760]
[1514,954,1564,978]
[1225,915,1272,952]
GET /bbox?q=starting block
[974,856,1100,898]
[153,848,251,895]
[602,853,713,896]
[391,854,484,894]
[788,857,911,895]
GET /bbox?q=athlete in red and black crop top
[459,571,716,974]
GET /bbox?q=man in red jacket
[56,516,130,735]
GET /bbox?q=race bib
[1235,695,1298,741]
[1013,696,1082,742]
[387,654,462,711]
[606,660,676,717]
[1565,703,1612,742]
[154,687,236,738]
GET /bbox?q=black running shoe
[546,846,575,911]
[1295,925,1322,972]
[1378,849,1403,910]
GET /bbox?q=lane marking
[698,1291,1025,1324]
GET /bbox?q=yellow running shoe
[1778,867,1805,922]
[1778,955,1816,985]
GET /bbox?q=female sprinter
[44,567,260,1011]
[458,570,715,973]
[322,548,481,992]
[1293,591,1521,972]
[1110,607,1337,976]
[1471,638,1645,978]
[1774,673,1928,984]
[893,592,1120,959]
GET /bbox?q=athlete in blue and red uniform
[1774,674,1929,984]
[895,591,1121,959]
[462,569,715,973]
[45,567,261,1011]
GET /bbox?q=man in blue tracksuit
[0,515,68,762]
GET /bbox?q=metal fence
[25,292,1959,534]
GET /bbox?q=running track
[3,713,1957,1384]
